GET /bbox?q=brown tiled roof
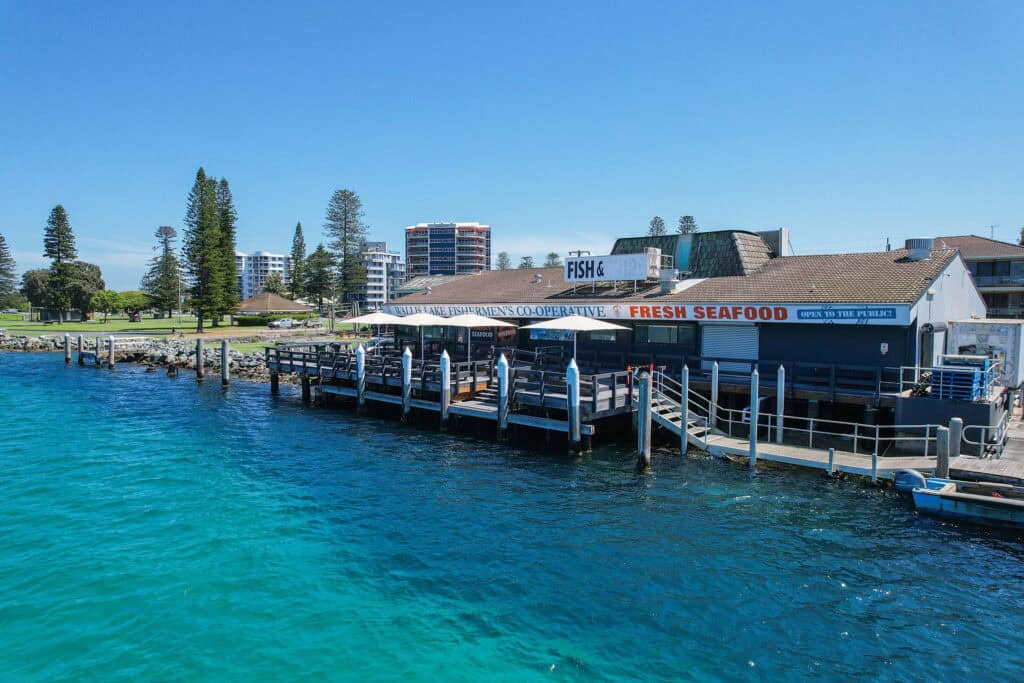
[234,292,314,313]
[405,248,958,305]
[935,235,1024,259]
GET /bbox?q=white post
[356,344,366,410]
[94,337,101,367]
[637,372,652,468]
[108,336,115,370]
[195,339,204,380]
[77,334,84,365]
[936,426,950,478]
[749,368,759,473]
[710,361,719,430]
[440,350,451,428]
[401,346,412,419]
[828,447,836,475]
[776,365,785,444]
[64,333,71,364]
[949,417,963,460]
[497,353,510,439]
[567,359,581,453]
[221,339,230,387]
[681,365,690,455]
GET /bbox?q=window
[589,330,618,343]
[635,324,698,352]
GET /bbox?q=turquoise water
[2,353,1023,681]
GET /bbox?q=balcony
[973,275,1024,288]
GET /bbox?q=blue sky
[1,1,1022,289]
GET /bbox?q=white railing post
[497,353,510,439]
[710,361,719,430]
[64,333,71,364]
[936,426,950,478]
[439,350,451,429]
[356,344,366,411]
[567,359,581,454]
[949,417,963,459]
[681,365,690,455]
[749,368,759,473]
[637,372,652,468]
[776,364,785,444]
[401,347,412,419]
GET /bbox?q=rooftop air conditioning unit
[905,238,934,261]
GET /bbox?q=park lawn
[0,315,205,334]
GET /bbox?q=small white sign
[880,342,889,355]
[564,249,660,282]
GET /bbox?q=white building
[236,251,292,300]
[360,241,406,310]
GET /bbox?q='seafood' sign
[385,302,911,325]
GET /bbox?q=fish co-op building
[385,230,989,428]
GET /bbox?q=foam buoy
[894,469,926,495]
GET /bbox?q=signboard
[564,249,660,283]
[384,302,912,326]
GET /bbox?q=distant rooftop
[934,235,1024,259]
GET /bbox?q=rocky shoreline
[0,335,294,384]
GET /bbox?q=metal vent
[905,238,934,261]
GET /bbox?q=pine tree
[43,204,79,321]
[648,216,666,236]
[262,272,287,295]
[182,168,225,333]
[304,243,334,309]
[0,234,16,296]
[141,226,183,317]
[214,178,239,324]
[518,256,535,269]
[678,215,698,234]
[544,252,561,267]
[289,222,307,298]
[324,189,368,301]
[496,252,511,270]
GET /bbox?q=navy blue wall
[758,323,914,368]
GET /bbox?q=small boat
[897,470,1024,528]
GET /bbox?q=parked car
[268,318,294,329]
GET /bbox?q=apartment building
[359,241,406,310]
[935,235,1024,318]
[404,222,491,277]
[235,251,292,300]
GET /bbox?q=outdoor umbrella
[445,313,517,362]
[345,311,404,353]
[398,312,448,364]
[521,315,629,361]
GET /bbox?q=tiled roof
[234,292,314,313]
[405,248,958,306]
[395,274,473,294]
[934,235,1024,259]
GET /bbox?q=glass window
[975,261,994,277]
[589,330,618,343]
[995,260,1011,276]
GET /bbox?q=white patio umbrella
[521,315,629,361]
[398,312,448,364]
[445,313,517,362]
[345,311,403,353]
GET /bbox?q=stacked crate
[931,354,991,401]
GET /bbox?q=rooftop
[234,292,314,314]
[399,248,959,306]
[934,235,1024,259]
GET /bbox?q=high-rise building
[359,241,406,310]
[404,222,491,277]
[235,251,292,300]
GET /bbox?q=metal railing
[962,410,1010,458]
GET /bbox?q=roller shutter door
[701,324,758,372]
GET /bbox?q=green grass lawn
[0,315,212,334]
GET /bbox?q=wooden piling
[636,371,652,468]
[680,365,689,455]
[94,338,101,368]
[195,339,204,381]
[64,334,71,364]
[566,359,581,454]
[710,361,719,430]
[497,353,510,440]
[948,417,963,460]
[107,336,115,370]
[77,334,84,365]
[828,447,835,476]
[936,425,950,478]
[270,372,279,394]
[439,350,451,430]
[776,365,785,444]
[356,344,366,413]
[221,339,230,387]
[301,375,311,402]
[401,347,412,420]
[749,368,759,473]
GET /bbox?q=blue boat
[911,476,1024,528]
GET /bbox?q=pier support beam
[567,359,582,454]
[776,365,785,444]
[710,361,719,430]
[77,335,84,366]
[439,350,451,430]
[107,336,115,370]
[828,447,836,476]
[401,347,412,420]
[221,339,230,387]
[301,375,311,402]
[270,372,279,395]
[94,338,101,368]
[64,334,71,364]
[356,344,366,413]
[749,368,759,473]
[948,417,963,460]
[680,365,689,455]
[497,353,510,441]
[636,371,652,469]
[936,426,950,478]
[195,339,204,381]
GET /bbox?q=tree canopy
[43,204,77,263]
[262,272,287,295]
[324,189,368,301]
[647,216,666,236]
[496,251,511,270]
[304,243,334,309]
[215,178,239,318]
[678,215,698,234]
[20,269,49,307]
[182,168,226,333]
[0,233,16,296]
[289,222,306,299]
[141,226,183,317]
[518,256,535,269]
[91,289,121,322]
[544,252,561,267]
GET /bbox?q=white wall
[910,253,986,365]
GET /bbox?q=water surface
[2,353,1022,681]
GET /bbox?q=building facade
[236,251,292,300]
[405,222,491,277]
[935,235,1024,318]
[359,241,406,310]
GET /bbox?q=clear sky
[1,1,1022,289]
